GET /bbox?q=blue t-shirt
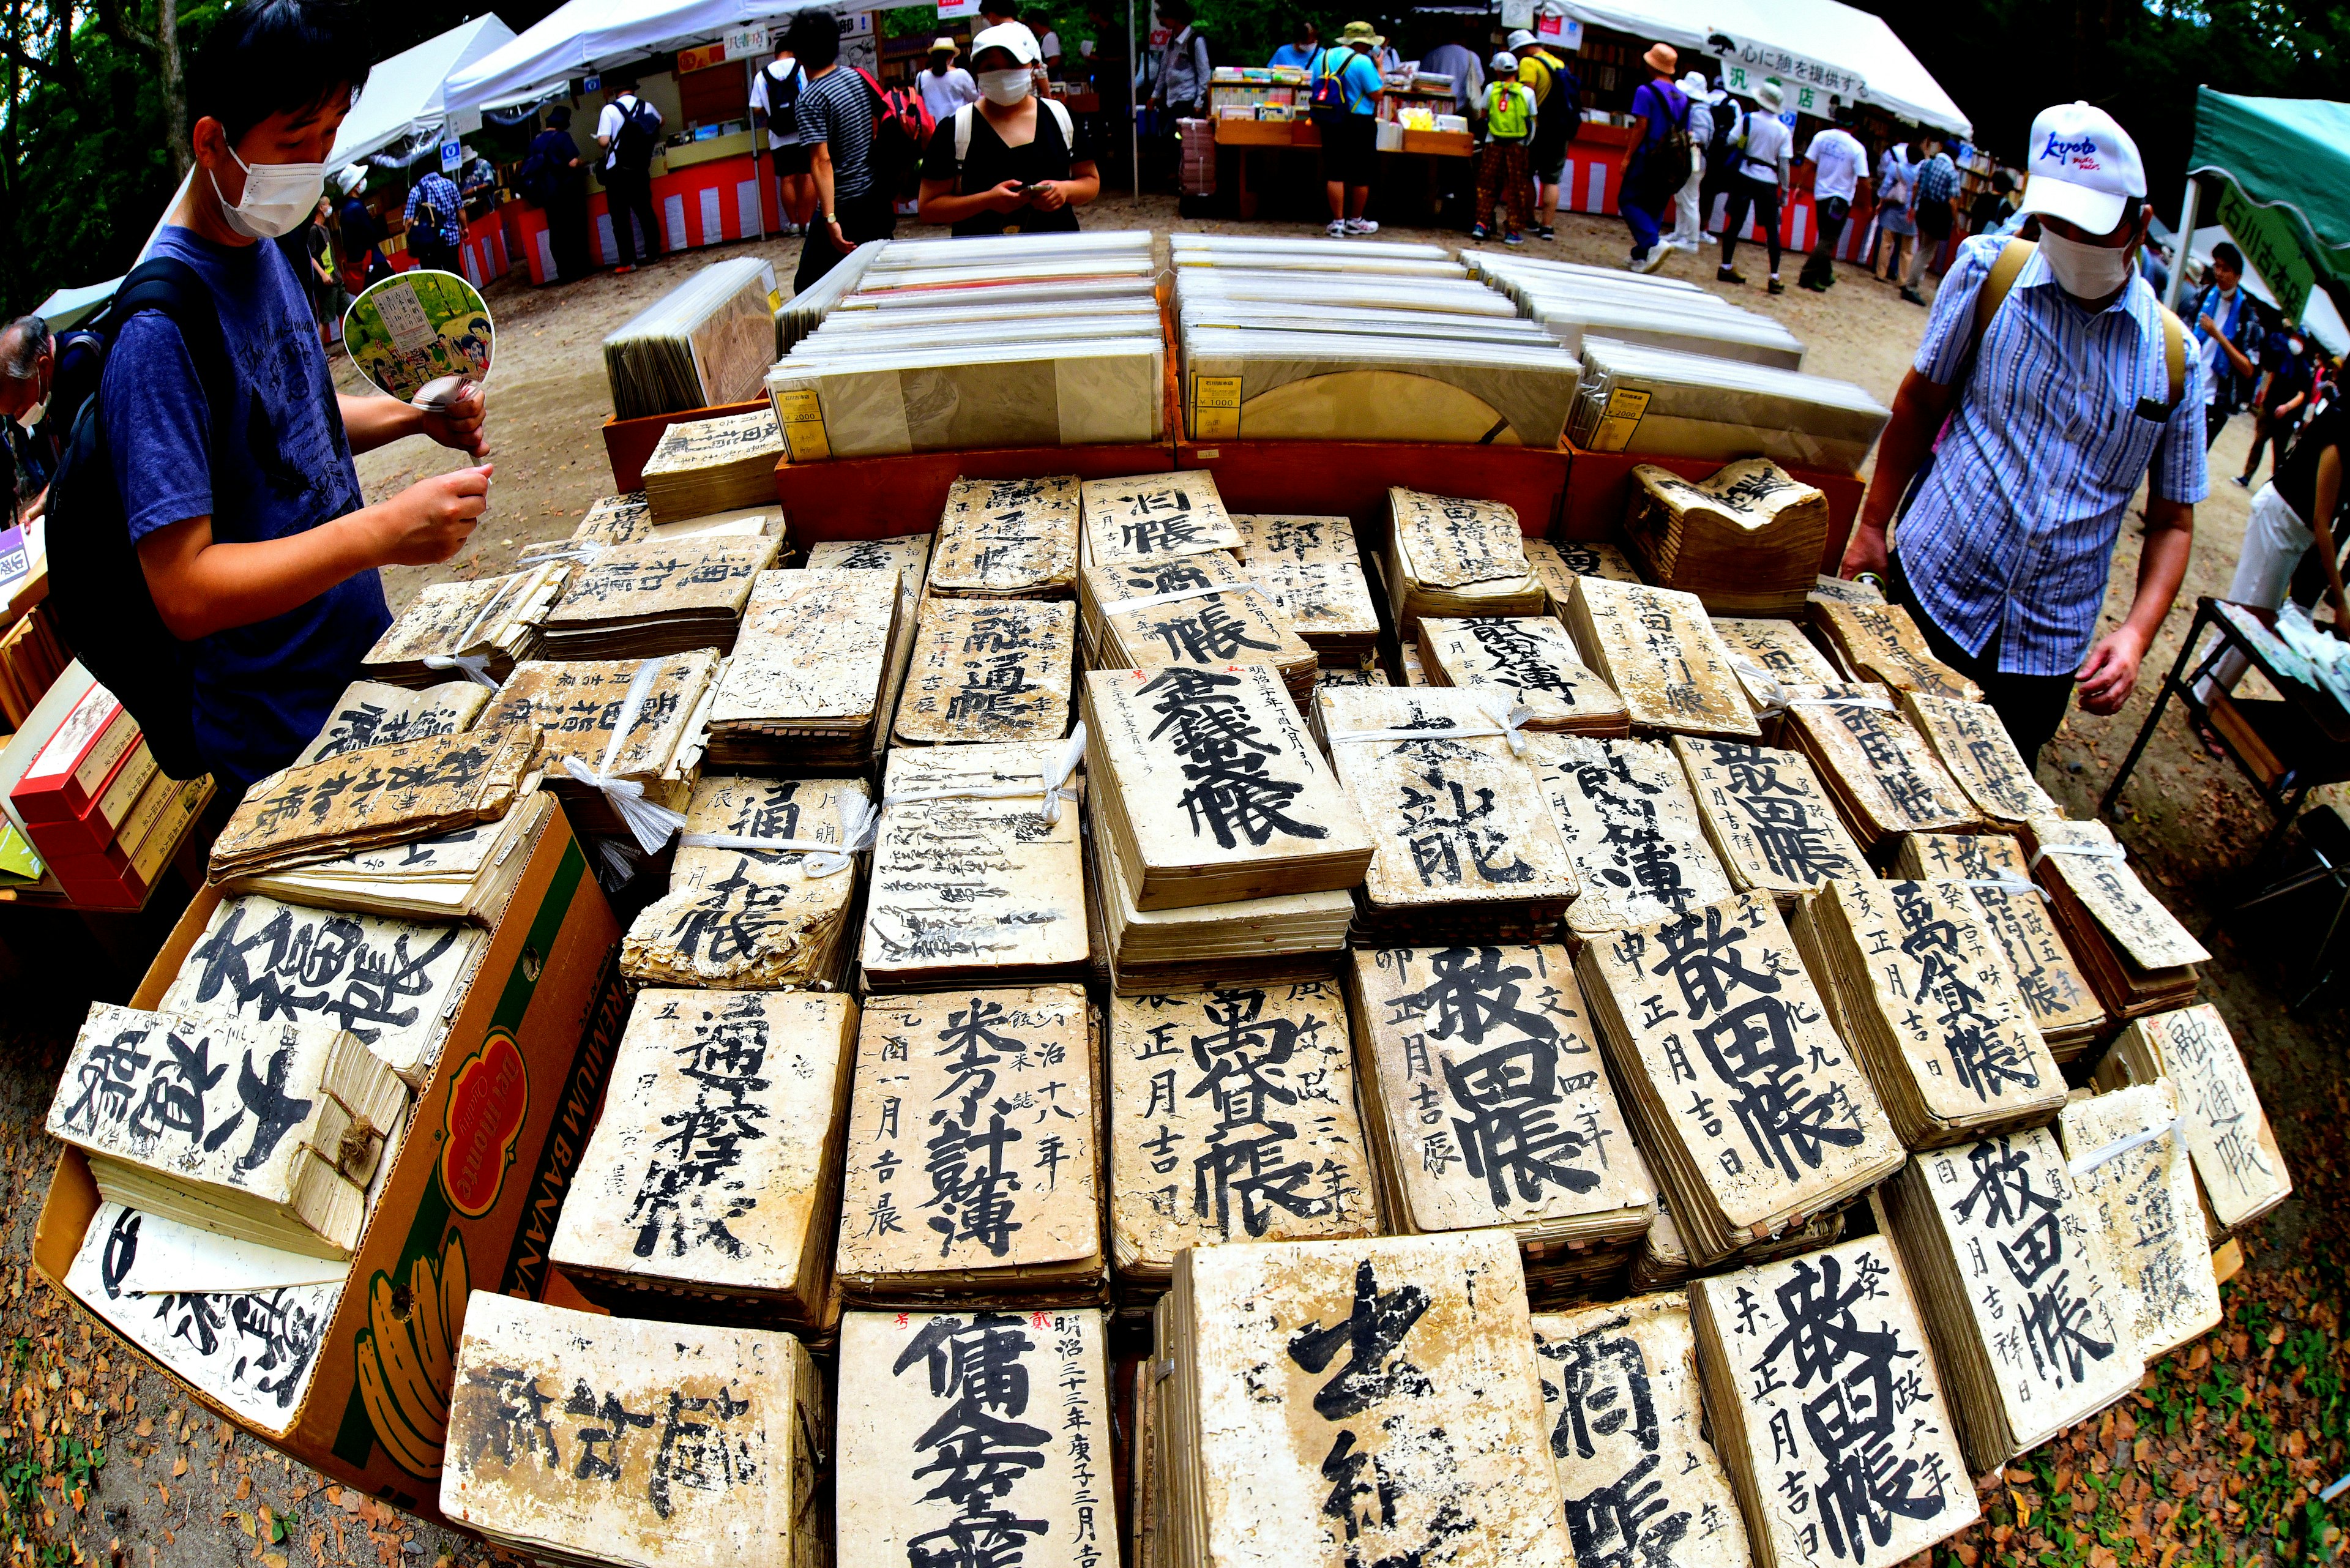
[1268,42,1318,69]
[1630,79,1687,151]
[103,226,386,791]
[1317,47,1382,114]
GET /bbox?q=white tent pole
[2164,176,2198,313]
[1128,0,1140,203]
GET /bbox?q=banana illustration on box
[354,1228,469,1479]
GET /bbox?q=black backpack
[612,96,662,173]
[515,140,559,208]
[763,60,805,127]
[1644,87,1695,195]
[45,257,226,781]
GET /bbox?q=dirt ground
[0,195,2338,1568]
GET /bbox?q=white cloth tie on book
[559,657,688,854]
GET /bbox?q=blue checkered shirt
[1913,151,1958,205]
[1892,235,2209,676]
[405,173,463,249]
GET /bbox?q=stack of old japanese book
[1152,1232,1576,1568]
[2095,1003,2292,1237]
[1564,576,1759,739]
[550,990,854,1334]
[47,1005,410,1258]
[927,474,1081,600]
[1384,487,1548,637]
[1707,615,1843,726]
[1629,1193,1844,1291]
[230,791,554,926]
[1231,511,1382,661]
[1079,551,1317,703]
[1811,599,1984,701]
[1810,572,1884,608]
[291,679,488,765]
[441,1296,825,1566]
[359,564,569,687]
[638,405,786,522]
[2057,1081,2224,1362]
[892,597,1074,745]
[1316,685,1580,943]
[601,256,780,420]
[538,534,783,661]
[1875,1126,2146,1470]
[805,533,930,760]
[1419,616,1630,734]
[1530,734,1733,940]
[1104,982,1379,1302]
[1673,736,1872,900]
[1080,471,1238,569]
[621,777,869,990]
[860,739,1090,990]
[1524,536,1641,622]
[699,570,901,771]
[1347,946,1654,1299]
[2024,815,2207,1015]
[486,654,714,844]
[1692,1237,1981,1568]
[1899,690,2061,826]
[1893,831,2106,1056]
[1085,826,1354,991]
[834,987,1107,1304]
[1791,878,2068,1148]
[1579,890,1905,1266]
[1621,459,1828,616]
[1780,684,1980,847]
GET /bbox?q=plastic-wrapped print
[1569,337,1889,475]
[766,337,1165,461]
[602,256,780,420]
[1181,326,1581,445]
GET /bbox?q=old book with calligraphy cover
[1563,575,1760,741]
[1576,890,1904,1264]
[702,570,899,771]
[1893,832,2108,1057]
[540,535,784,661]
[1106,982,1377,1294]
[229,792,553,928]
[486,654,712,841]
[1808,573,1885,608]
[1386,488,1546,637]
[1781,685,1980,847]
[1231,513,1360,569]
[1707,617,1841,719]
[1086,666,1372,909]
[162,895,486,1089]
[2094,1004,2291,1235]
[1810,600,1985,703]
[292,680,488,767]
[1524,538,1642,624]
[65,1203,343,1438]
[1248,559,1381,661]
[805,532,932,584]
[1532,1294,1753,1568]
[1789,879,2067,1148]
[837,1307,1113,1568]
[1876,1128,2146,1469]
[1527,735,1733,939]
[834,987,1105,1304]
[1317,685,1580,944]
[1080,471,1240,569]
[359,565,569,689]
[928,476,1081,600]
[638,406,787,523]
[551,989,856,1329]
[47,1004,409,1258]
[1673,736,1870,901]
[1691,1236,1979,1568]
[441,1295,824,1568]
[1086,818,1352,995]
[1897,690,2059,827]
[209,726,542,882]
[893,597,1075,745]
[570,492,654,551]
[2023,815,2206,1016]
[1154,1230,1573,1568]
[862,741,1089,991]
[1626,1189,1843,1291]
[2057,1080,2223,1362]
[1348,947,1652,1297]
[1421,617,1630,736]
[622,777,867,990]
[1079,552,1318,702]
[1622,460,1827,618]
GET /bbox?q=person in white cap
[1512,29,1578,241]
[1660,69,1713,252]
[916,22,1099,236]
[1470,51,1536,244]
[1715,78,1789,293]
[1840,102,2203,769]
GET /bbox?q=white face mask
[977,68,1032,105]
[211,147,329,240]
[2038,228,2134,301]
[15,397,43,434]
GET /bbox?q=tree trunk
[157,0,184,177]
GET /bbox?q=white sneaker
[1635,246,1671,274]
[1345,217,1379,234]
[1327,220,1348,237]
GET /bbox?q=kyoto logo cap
[2019,100,2146,236]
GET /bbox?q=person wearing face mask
[917,23,1099,236]
[1840,102,2204,770]
[0,315,104,524]
[2190,241,2262,453]
[88,0,491,794]
[2239,325,2313,488]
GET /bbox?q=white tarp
[446,0,834,112]
[1557,0,1971,138]
[32,276,123,330]
[332,14,520,165]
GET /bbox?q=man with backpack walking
[1509,30,1578,242]
[597,77,665,271]
[1839,102,2204,767]
[1617,42,1689,272]
[403,167,462,274]
[1661,69,1713,252]
[751,36,817,238]
[1797,110,1868,291]
[1715,78,1790,294]
[788,8,900,293]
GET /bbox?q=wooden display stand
[1557,439,1864,571]
[1176,438,1570,537]
[601,397,770,493]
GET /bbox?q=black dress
[920,102,1093,237]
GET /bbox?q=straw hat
[1755,78,1785,111]
[1643,41,1677,74]
[928,36,958,53]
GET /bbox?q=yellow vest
[1488,81,1534,139]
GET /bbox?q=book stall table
[1211,118,1475,223]
[510,138,773,287]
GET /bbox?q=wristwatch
[826,212,839,225]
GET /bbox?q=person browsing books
[917,23,1100,236]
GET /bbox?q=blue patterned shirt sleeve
[2154,350,2210,504]
[1914,236,2000,384]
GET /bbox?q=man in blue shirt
[403,168,463,273]
[1840,102,2205,767]
[2190,241,2262,452]
[1617,42,1687,272]
[108,0,491,794]
[1268,19,1319,70]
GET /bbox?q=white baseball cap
[1490,50,1517,73]
[2018,101,2147,236]
[971,20,1042,64]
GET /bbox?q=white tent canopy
[1557,0,1971,138]
[32,277,124,331]
[446,0,831,113]
[331,13,520,166]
